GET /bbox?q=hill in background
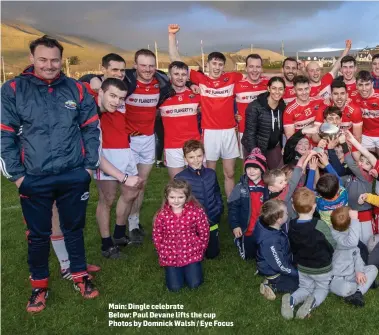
[1,22,286,77]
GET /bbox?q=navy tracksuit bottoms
[18,168,91,280]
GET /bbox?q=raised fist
[345,40,352,50]
[168,24,180,34]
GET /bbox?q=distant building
[356,45,379,63]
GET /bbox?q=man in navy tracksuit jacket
[0,36,101,312]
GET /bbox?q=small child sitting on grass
[254,199,299,301]
[330,207,378,307]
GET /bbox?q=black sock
[113,224,126,239]
[101,237,114,251]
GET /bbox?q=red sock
[30,277,48,289]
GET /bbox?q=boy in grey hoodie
[330,207,378,307]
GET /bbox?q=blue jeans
[165,262,203,291]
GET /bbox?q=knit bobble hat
[244,148,268,174]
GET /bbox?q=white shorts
[164,148,185,168]
[362,134,379,150]
[94,148,138,181]
[203,128,240,161]
[130,135,155,165]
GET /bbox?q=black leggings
[155,116,164,161]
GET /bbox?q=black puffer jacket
[242,92,285,155]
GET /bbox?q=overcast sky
[2,1,379,55]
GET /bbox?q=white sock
[51,235,70,271]
[128,214,139,231]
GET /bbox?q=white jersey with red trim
[159,88,201,149]
[314,100,362,131]
[283,97,325,132]
[189,70,243,129]
[125,79,160,136]
[283,84,296,105]
[310,72,334,99]
[235,76,269,132]
[352,92,379,137]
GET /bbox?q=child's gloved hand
[358,194,368,205]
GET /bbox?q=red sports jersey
[283,84,296,105]
[125,79,160,135]
[235,77,269,132]
[314,100,362,131]
[159,88,201,149]
[190,70,243,129]
[345,81,357,99]
[310,72,334,99]
[283,97,324,132]
[352,92,379,137]
[93,95,129,149]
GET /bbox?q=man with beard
[307,40,352,99]
[351,71,379,154]
[314,80,362,140]
[168,24,243,198]
[80,53,126,92]
[1,35,101,312]
[235,54,270,158]
[158,61,201,179]
[283,75,324,139]
[282,57,299,105]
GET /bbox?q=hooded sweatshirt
[331,218,365,277]
[254,220,298,277]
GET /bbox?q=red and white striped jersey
[283,84,296,105]
[352,92,379,137]
[310,72,334,99]
[283,97,325,132]
[235,76,269,132]
[189,70,243,129]
[314,100,362,131]
[125,79,160,135]
[159,88,201,149]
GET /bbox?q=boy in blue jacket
[254,199,299,301]
[175,140,223,258]
[228,148,269,260]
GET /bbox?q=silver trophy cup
[318,123,340,141]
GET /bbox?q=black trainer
[130,227,144,245]
[101,246,126,259]
[155,161,166,168]
[344,290,365,307]
[113,235,131,247]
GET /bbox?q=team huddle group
[1,23,379,317]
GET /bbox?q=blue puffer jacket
[1,66,101,182]
[228,175,269,233]
[175,166,223,223]
[253,220,298,277]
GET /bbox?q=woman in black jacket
[241,76,286,169]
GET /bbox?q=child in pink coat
[153,179,210,291]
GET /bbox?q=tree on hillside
[67,56,80,65]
